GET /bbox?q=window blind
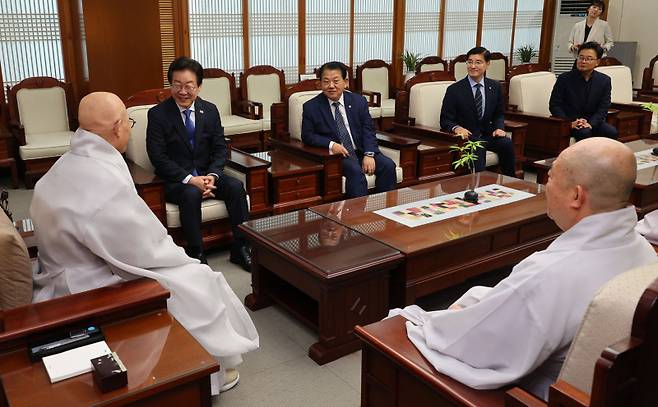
[404,0,441,59]
[305,0,350,74]
[353,0,393,68]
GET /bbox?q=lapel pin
[199,110,204,114]
[348,105,352,109]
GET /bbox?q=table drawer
[277,174,317,190]
[277,187,318,203]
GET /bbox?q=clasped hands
[330,143,376,176]
[571,118,592,130]
[454,126,506,139]
[189,175,217,198]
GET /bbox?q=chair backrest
[358,60,391,100]
[408,81,455,127]
[508,71,556,116]
[595,65,634,104]
[16,87,70,137]
[558,263,658,395]
[653,58,658,87]
[242,65,285,119]
[416,56,448,74]
[198,68,238,117]
[125,104,157,171]
[487,52,509,82]
[288,90,322,141]
[0,208,31,311]
[449,54,468,81]
[8,77,73,140]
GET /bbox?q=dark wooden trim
[508,63,549,79]
[349,0,355,69]
[641,54,658,94]
[510,0,519,63]
[416,56,449,74]
[356,59,396,100]
[598,56,623,67]
[476,0,485,46]
[438,0,446,57]
[391,0,406,90]
[538,0,556,68]
[239,65,286,108]
[174,0,191,57]
[298,0,306,76]
[242,0,250,71]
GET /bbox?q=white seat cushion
[288,90,323,141]
[16,87,70,136]
[126,104,157,171]
[485,151,499,167]
[595,65,633,104]
[222,115,262,136]
[408,81,455,127]
[653,60,658,87]
[558,264,658,394]
[361,67,390,100]
[381,98,396,118]
[246,73,281,125]
[18,131,72,160]
[341,166,403,193]
[166,199,227,228]
[368,106,382,119]
[453,62,468,81]
[198,77,233,116]
[508,71,556,116]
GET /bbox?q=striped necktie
[332,101,356,160]
[474,83,483,119]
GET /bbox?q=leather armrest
[360,90,381,107]
[7,120,26,145]
[226,149,271,173]
[237,100,264,120]
[504,388,547,407]
[376,133,420,149]
[126,160,162,187]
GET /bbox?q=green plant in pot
[641,102,658,114]
[515,44,538,63]
[451,139,486,203]
[401,49,423,72]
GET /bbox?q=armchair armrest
[376,133,420,149]
[125,160,167,225]
[0,279,168,352]
[377,133,420,184]
[360,90,381,107]
[238,100,264,121]
[504,387,547,407]
[7,119,26,146]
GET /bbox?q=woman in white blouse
[568,0,614,57]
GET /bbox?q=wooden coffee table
[311,172,560,306]
[240,210,403,365]
[531,139,658,218]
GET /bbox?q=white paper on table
[42,340,112,383]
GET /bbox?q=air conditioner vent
[559,0,590,16]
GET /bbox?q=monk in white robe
[30,92,258,394]
[390,137,657,400]
[636,210,658,244]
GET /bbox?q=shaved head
[546,137,636,230]
[78,92,131,152]
[559,138,636,211]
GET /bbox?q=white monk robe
[30,129,259,393]
[636,209,658,244]
[389,206,656,399]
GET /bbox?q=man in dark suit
[549,41,618,142]
[301,61,396,198]
[440,47,516,176]
[146,57,251,270]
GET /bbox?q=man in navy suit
[301,61,396,198]
[440,47,516,176]
[549,41,618,142]
[146,57,251,270]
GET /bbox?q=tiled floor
[1,171,535,406]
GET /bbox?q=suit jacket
[568,19,614,56]
[301,91,380,154]
[440,77,505,138]
[146,97,227,183]
[549,70,611,129]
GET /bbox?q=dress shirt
[327,94,373,155]
[177,100,218,184]
[451,76,486,132]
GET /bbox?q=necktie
[183,109,195,149]
[183,109,198,176]
[332,102,356,159]
[474,83,483,119]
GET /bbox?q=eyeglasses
[577,56,599,62]
[128,118,136,128]
[171,83,198,92]
[466,60,485,66]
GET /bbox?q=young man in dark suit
[549,41,618,142]
[146,57,251,270]
[440,47,516,176]
[301,61,396,198]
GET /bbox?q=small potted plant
[515,44,538,64]
[401,50,423,81]
[451,139,485,203]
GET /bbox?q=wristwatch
[364,152,375,157]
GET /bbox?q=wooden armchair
[6,77,77,188]
[488,52,510,82]
[269,79,419,201]
[594,64,653,140]
[449,54,469,81]
[356,266,658,407]
[239,65,287,141]
[123,88,271,250]
[356,59,398,131]
[198,68,264,151]
[415,56,449,74]
[638,54,658,102]
[393,71,527,179]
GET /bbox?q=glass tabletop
[242,210,401,277]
